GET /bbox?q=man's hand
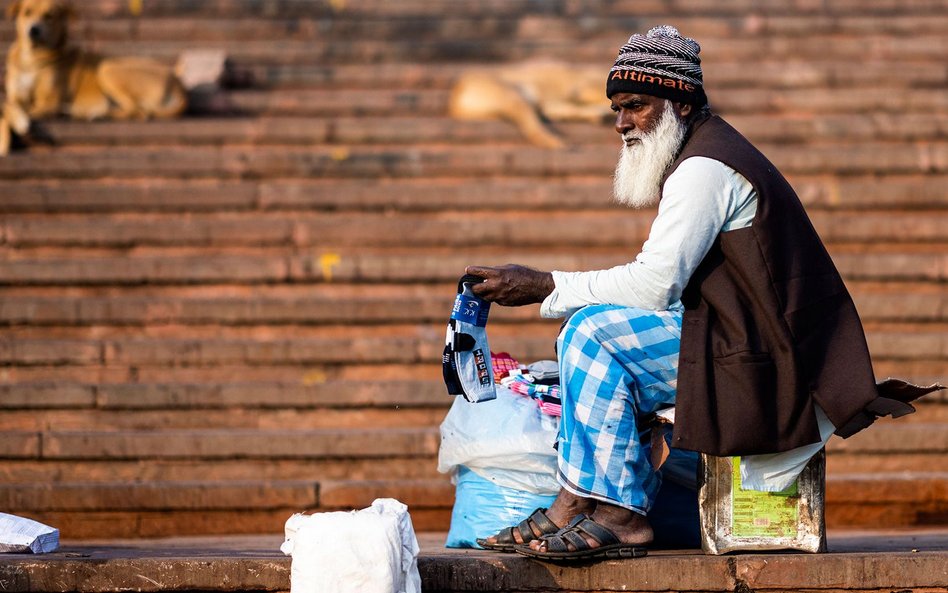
[464,264,555,307]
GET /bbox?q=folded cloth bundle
[491,351,524,381]
[501,369,562,417]
[443,274,496,403]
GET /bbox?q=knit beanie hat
[606,25,707,107]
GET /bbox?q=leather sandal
[476,507,560,552]
[513,514,648,562]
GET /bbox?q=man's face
[610,93,691,209]
[610,92,691,141]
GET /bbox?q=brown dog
[447,61,612,149]
[1,0,187,155]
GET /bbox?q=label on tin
[730,457,799,538]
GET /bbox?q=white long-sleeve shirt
[541,156,756,318]
[542,156,831,491]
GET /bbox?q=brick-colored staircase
[0,1,945,538]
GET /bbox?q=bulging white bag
[0,513,59,554]
[438,386,560,494]
[280,498,421,593]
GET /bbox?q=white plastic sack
[0,513,59,554]
[280,498,420,593]
[438,386,560,494]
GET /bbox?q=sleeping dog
[447,61,612,149]
[1,0,186,155]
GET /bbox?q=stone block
[0,340,102,365]
[0,383,95,408]
[318,479,454,508]
[4,215,294,247]
[833,252,947,282]
[104,337,422,365]
[827,473,947,504]
[0,481,317,511]
[0,457,442,484]
[866,330,948,358]
[0,255,287,285]
[0,180,257,213]
[96,380,446,409]
[41,428,440,459]
[828,424,948,454]
[0,432,41,458]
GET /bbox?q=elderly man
[466,25,916,561]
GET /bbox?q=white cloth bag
[280,498,421,593]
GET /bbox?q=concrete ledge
[0,531,946,592]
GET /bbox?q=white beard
[612,100,688,209]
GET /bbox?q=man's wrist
[536,271,555,301]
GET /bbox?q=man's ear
[676,102,693,118]
[6,1,21,20]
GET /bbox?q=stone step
[1,379,940,412]
[29,113,948,146]
[1,422,944,463]
[0,380,447,409]
[2,419,943,459]
[0,479,452,538]
[0,324,944,367]
[0,380,451,431]
[0,427,440,460]
[0,438,944,485]
[27,0,948,19]
[827,472,948,528]
[0,281,942,325]
[0,480,320,511]
[0,407,450,432]
[0,471,944,538]
[3,532,947,593]
[237,59,947,91]
[0,332,559,367]
[1,176,944,213]
[3,390,944,433]
[1,428,943,484]
[5,360,942,393]
[5,209,948,248]
[0,456,445,484]
[27,33,944,65]
[214,87,948,117]
[2,142,944,179]
[0,478,451,514]
[829,423,948,455]
[0,424,948,474]
[0,284,543,325]
[0,361,444,384]
[0,249,945,285]
[3,14,946,44]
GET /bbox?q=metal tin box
[698,449,826,554]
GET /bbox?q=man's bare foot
[527,501,653,552]
[481,488,596,546]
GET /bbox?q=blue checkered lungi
[556,304,682,515]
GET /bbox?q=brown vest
[666,115,878,456]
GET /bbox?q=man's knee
[562,304,616,336]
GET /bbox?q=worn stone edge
[0,551,946,592]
